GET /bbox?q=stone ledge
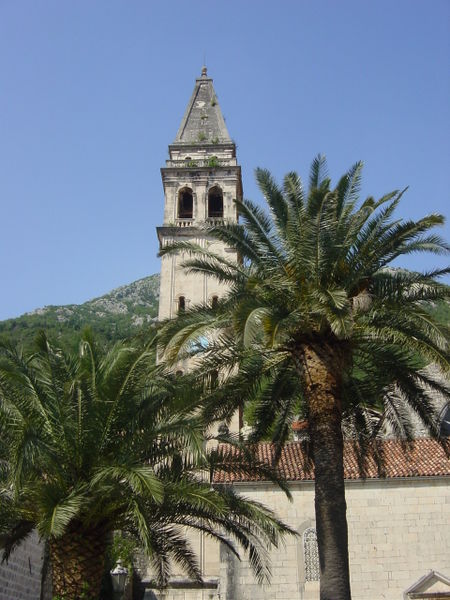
[142,577,219,590]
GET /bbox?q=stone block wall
[219,477,450,600]
[0,530,44,600]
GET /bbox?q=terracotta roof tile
[213,439,450,484]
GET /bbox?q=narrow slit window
[178,296,186,313]
[211,295,219,309]
[178,188,193,219]
[208,186,223,218]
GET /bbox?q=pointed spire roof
[173,67,231,145]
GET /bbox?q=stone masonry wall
[0,530,44,600]
[219,477,449,600]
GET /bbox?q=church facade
[149,69,450,600]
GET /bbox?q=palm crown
[160,156,449,438]
[158,156,449,599]
[0,331,294,599]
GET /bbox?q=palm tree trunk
[50,528,107,599]
[301,345,351,600]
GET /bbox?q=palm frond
[91,465,164,504]
[309,153,328,189]
[255,168,289,235]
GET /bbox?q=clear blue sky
[1,0,449,320]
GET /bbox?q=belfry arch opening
[178,188,193,219]
[208,186,223,218]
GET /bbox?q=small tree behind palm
[0,331,294,600]
[158,156,449,599]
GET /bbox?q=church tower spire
[173,66,231,145]
[157,69,242,322]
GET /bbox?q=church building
[149,68,450,600]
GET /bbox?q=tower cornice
[161,164,241,176]
[168,142,236,152]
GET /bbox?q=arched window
[211,295,219,309]
[440,402,450,437]
[178,296,186,314]
[178,188,193,219]
[208,186,223,218]
[303,528,319,582]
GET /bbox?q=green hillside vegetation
[0,274,160,351]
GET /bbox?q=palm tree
[0,331,294,600]
[158,156,450,600]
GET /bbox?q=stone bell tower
[154,67,243,594]
[157,67,242,322]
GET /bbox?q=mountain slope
[0,274,160,351]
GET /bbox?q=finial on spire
[201,65,207,77]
